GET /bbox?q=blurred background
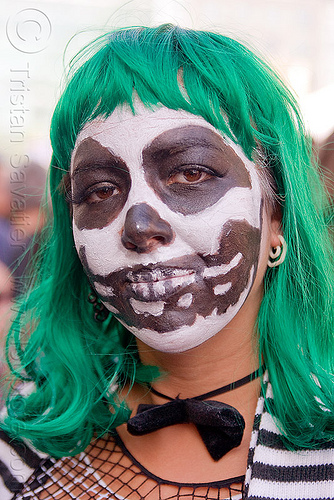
[1,0,334,167]
[1,0,334,394]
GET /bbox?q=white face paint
[71,103,265,353]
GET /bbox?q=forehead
[72,104,251,169]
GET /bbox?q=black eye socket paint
[143,126,251,215]
[71,126,252,226]
[71,137,131,230]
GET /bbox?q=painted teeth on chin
[214,282,232,295]
[177,293,193,308]
[129,298,165,316]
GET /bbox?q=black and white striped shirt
[245,375,334,499]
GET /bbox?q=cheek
[168,185,263,256]
[73,217,124,277]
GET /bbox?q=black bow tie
[127,367,263,461]
[127,397,245,461]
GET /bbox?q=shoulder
[245,378,334,500]
[0,429,49,500]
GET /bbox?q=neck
[137,312,259,400]
[118,303,263,485]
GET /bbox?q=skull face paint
[71,105,264,353]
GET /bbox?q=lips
[126,268,196,301]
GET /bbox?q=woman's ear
[267,203,287,268]
[269,205,283,248]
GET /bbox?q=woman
[0,25,333,500]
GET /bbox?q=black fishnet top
[13,432,244,500]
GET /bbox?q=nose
[121,203,174,253]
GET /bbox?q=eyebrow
[150,140,224,161]
[144,126,229,161]
[71,137,128,177]
[71,159,128,178]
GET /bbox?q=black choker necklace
[127,365,264,461]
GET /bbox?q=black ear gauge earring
[88,288,110,322]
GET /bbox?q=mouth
[127,267,194,282]
[126,268,196,301]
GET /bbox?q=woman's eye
[167,168,213,185]
[86,184,120,203]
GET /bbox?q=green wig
[3,25,333,457]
